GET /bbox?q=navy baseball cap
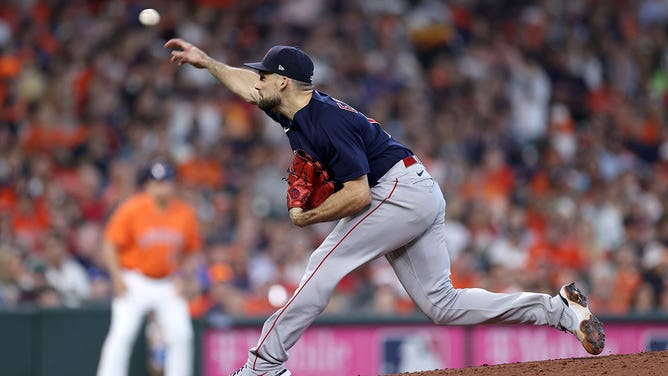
[244,46,314,84]
[145,161,176,182]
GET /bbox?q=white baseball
[139,8,160,26]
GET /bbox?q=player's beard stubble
[258,94,281,111]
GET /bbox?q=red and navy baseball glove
[286,149,335,210]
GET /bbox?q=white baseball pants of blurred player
[97,270,193,376]
[246,158,571,373]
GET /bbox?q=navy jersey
[264,91,413,187]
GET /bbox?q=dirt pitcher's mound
[388,350,668,376]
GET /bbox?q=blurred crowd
[0,0,667,324]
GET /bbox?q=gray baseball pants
[246,159,567,372]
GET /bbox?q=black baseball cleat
[558,283,605,355]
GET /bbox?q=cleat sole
[576,315,605,355]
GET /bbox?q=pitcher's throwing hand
[165,38,210,68]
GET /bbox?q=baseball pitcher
[166,40,605,376]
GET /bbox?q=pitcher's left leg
[247,178,439,373]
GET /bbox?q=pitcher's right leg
[386,195,565,328]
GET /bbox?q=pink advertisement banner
[203,322,668,375]
[470,323,668,366]
[204,326,466,375]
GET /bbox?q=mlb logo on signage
[646,335,668,351]
[380,332,445,373]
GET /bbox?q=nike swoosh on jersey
[417,170,424,176]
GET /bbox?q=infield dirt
[386,350,668,376]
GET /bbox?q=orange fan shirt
[104,192,201,278]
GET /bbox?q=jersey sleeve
[104,201,133,248]
[321,113,370,183]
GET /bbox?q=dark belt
[402,155,421,168]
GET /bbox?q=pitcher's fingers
[170,53,184,64]
[171,50,186,60]
[164,38,177,48]
[164,38,186,49]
